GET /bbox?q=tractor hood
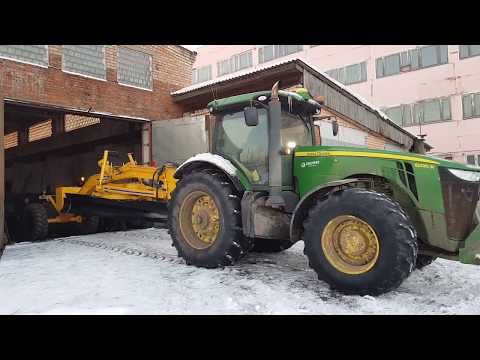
[295,145,480,173]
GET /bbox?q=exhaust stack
[266,81,285,209]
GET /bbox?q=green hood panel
[295,145,478,172]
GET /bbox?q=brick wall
[0,45,196,121]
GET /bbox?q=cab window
[215,109,269,184]
[281,112,312,149]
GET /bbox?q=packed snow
[1,228,479,315]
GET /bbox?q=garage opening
[4,100,148,243]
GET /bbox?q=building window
[0,45,48,67]
[463,92,480,119]
[383,104,412,126]
[459,45,480,59]
[383,97,451,126]
[465,154,480,166]
[117,47,153,90]
[65,114,101,132]
[326,61,367,85]
[258,45,303,63]
[4,132,18,149]
[376,45,448,78]
[63,45,106,80]
[467,155,476,165]
[217,50,253,76]
[414,97,451,124]
[192,65,212,83]
[29,120,52,142]
[384,53,401,76]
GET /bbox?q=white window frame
[465,153,480,166]
[117,47,153,91]
[192,65,212,84]
[257,45,303,64]
[62,45,107,82]
[376,45,448,79]
[217,50,253,77]
[459,45,480,60]
[326,61,367,85]
[0,45,49,68]
[463,92,480,119]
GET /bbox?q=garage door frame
[1,94,5,256]
[4,98,152,165]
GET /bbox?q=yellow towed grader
[21,150,177,241]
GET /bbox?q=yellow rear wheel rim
[321,215,379,275]
[179,191,220,250]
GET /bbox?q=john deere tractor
[169,82,480,296]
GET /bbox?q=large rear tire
[303,188,418,296]
[168,170,252,268]
[23,203,49,241]
[251,238,295,253]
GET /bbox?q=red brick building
[1,45,195,194]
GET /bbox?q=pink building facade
[192,45,480,164]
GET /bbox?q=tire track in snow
[59,237,184,265]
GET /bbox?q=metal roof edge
[171,56,426,144]
[4,98,152,123]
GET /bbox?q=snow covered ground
[0,228,479,315]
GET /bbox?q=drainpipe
[266,81,285,209]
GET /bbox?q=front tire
[303,188,417,296]
[168,170,252,268]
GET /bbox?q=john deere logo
[301,160,320,168]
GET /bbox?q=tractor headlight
[287,141,297,149]
[447,169,480,182]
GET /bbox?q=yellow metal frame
[44,150,178,224]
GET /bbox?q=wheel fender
[289,178,364,242]
[174,153,249,193]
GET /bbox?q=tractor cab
[208,83,322,207]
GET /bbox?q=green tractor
[168,82,480,296]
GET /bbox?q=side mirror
[332,119,339,136]
[244,106,259,127]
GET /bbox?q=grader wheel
[22,203,49,241]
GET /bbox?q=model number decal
[414,162,436,169]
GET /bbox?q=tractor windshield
[215,108,312,186]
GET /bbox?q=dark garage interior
[3,100,146,243]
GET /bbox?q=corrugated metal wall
[303,70,414,149]
[152,116,208,166]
